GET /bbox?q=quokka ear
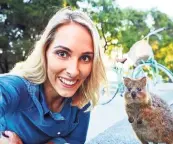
[140,76,147,86]
[123,77,131,86]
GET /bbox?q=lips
[59,77,78,86]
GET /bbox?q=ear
[140,76,147,86]
[123,77,131,86]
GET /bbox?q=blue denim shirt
[0,74,90,144]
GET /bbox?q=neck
[43,80,65,112]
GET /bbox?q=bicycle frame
[132,58,173,82]
[99,27,173,105]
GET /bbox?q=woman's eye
[81,55,91,62]
[137,88,141,91]
[56,51,68,58]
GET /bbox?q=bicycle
[99,27,173,105]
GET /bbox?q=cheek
[46,61,57,76]
[46,61,60,82]
[46,53,62,74]
[47,62,58,72]
[47,53,56,68]
[137,92,146,100]
[81,64,92,79]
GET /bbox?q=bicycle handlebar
[143,27,169,40]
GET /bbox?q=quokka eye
[137,88,141,91]
[128,88,132,92]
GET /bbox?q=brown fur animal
[123,77,173,144]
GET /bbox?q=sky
[116,0,173,18]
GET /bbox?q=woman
[0,7,106,144]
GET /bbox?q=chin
[58,91,76,98]
[55,85,79,98]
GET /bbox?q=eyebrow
[82,52,94,55]
[54,45,71,52]
[54,45,94,55]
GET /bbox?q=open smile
[59,77,78,86]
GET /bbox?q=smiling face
[44,22,94,99]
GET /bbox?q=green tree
[79,0,149,53]
[79,0,173,71]
[0,0,78,73]
[148,9,173,71]
[1,0,173,73]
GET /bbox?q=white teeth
[59,77,77,85]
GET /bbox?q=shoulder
[76,102,91,117]
[0,74,26,86]
[0,74,38,110]
[0,74,29,95]
[151,93,169,108]
[81,102,91,112]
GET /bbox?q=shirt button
[57,132,61,135]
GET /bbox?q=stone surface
[86,118,140,144]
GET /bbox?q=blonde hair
[11,7,106,109]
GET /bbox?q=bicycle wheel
[132,62,173,83]
[132,62,173,104]
[98,85,119,105]
[98,68,123,105]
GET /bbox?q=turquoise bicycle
[99,27,173,105]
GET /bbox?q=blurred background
[1,1,173,143]
[0,0,173,74]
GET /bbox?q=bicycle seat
[116,58,127,64]
[127,40,154,66]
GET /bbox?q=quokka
[124,76,173,144]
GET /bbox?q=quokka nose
[131,91,136,98]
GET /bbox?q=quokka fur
[124,77,173,144]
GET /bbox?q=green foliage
[79,0,173,71]
[0,0,173,73]
[0,0,78,73]
[79,0,150,53]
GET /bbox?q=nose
[66,58,80,78]
[131,91,136,99]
